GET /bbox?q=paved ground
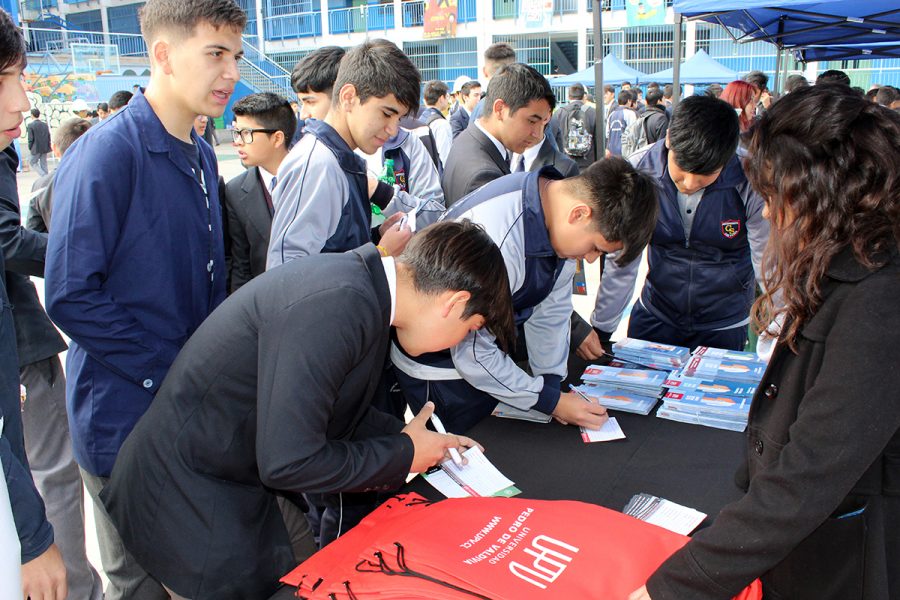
[13,138,642,588]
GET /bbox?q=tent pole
[593,0,605,157]
[672,12,683,107]
[773,45,783,95]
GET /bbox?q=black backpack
[561,103,593,158]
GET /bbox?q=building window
[403,37,478,86]
[107,3,144,34]
[66,9,103,32]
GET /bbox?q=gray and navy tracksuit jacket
[592,140,769,336]
[392,166,574,432]
[266,119,372,268]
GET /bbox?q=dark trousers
[627,301,748,351]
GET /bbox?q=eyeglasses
[231,127,278,144]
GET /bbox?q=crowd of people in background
[1,0,898,599]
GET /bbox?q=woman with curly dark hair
[630,84,900,600]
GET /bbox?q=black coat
[224,166,272,293]
[442,125,510,206]
[449,106,469,139]
[648,247,900,600]
[0,148,66,367]
[101,244,414,599]
[26,119,51,155]
[530,137,580,178]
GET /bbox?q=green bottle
[379,158,396,186]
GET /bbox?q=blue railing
[25,27,146,58]
[108,33,147,57]
[240,35,293,93]
[402,0,424,27]
[493,0,516,19]
[587,0,625,11]
[554,0,578,14]
[459,0,475,22]
[328,3,395,35]
[264,11,322,39]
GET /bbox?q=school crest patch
[721,220,741,239]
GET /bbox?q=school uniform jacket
[592,140,768,335]
[648,247,900,600]
[449,106,470,139]
[101,244,413,600]
[224,166,272,292]
[441,124,511,206]
[393,167,574,415]
[266,119,371,268]
[0,156,52,565]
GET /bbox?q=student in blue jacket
[0,9,67,598]
[592,95,770,351]
[267,40,419,268]
[44,0,245,597]
[289,44,445,238]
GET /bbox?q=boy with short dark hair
[483,42,516,79]
[102,220,516,599]
[107,90,132,112]
[267,39,421,268]
[26,107,51,175]
[552,82,598,170]
[421,79,452,166]
[592,95,769,351]
[45,0,246,596]
[28,117,92,232]
[442,63,556,205]
[450,79,481,138]
[225,92,296,292]
[467,42,517,122]
[395,159,658,433]
[291,45,346,122]
[606,89,637,156]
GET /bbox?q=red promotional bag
[282,495,762,600]
[281,493,432,596]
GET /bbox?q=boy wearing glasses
[224,93,296,293]
[266,39,420,268]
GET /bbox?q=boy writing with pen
[100,221,515,599]
[392,157,659,433]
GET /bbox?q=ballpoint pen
[430,412,464,467]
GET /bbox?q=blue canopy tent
[671,1,900,92]
[553,54,647,87]
[793,41,900,62]
[644,49,738,84]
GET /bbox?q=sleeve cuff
[534,374,562,414]
[592,326,613,343]
[370,181,394,209]
[21,522,54,564]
